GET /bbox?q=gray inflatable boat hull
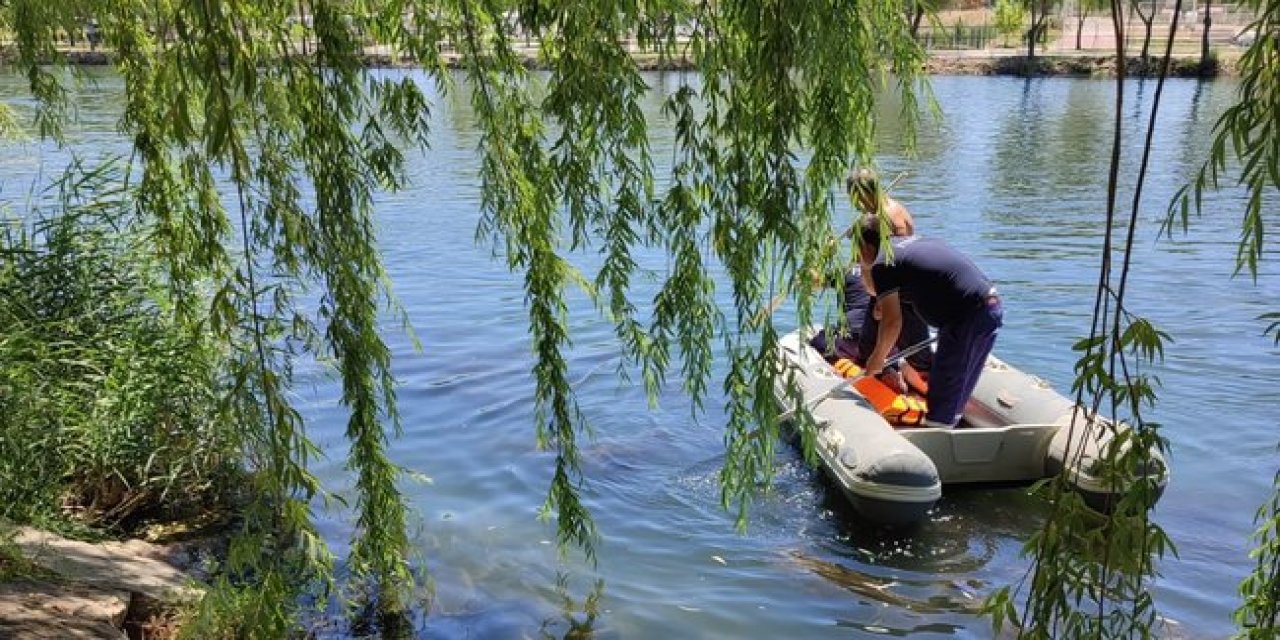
[775,330,1168,524]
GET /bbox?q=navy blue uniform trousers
[926,298,1003,426]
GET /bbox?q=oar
[873,333,936,371]
[777,334,937,424]
[748,290,789,329]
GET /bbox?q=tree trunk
[911,4,925,39]
[1076,12,1086,50]
[1201,0,1214,71]
[1130,2,1154,62]
[1141,17,1153,60]
[1026,7,1038,59]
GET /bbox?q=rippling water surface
[3,70,1276,638]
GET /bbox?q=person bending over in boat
[856,216,1003,429]
[845,167,933,380]
[809,169,930,381]
[808,261,932,394]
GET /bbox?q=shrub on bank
[0,161,241,535]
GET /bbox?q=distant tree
[1076,0,1108,49]
[996,0,1027,47]
[1023,0,1059,58]
[908,0,939,38]
[1201,0,1215,72]
[1130,0,1157,60]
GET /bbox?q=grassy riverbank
[0,162,245,635]
[0,164,242,535]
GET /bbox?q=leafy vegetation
[1130,0,1157,60]
[1,0,927,633]
[984,0,1186,636]
[0,160,239,533]
[996,0,1028,47]
[985,0,1278,636]
[1023,0,1060,57]
[1171,0,1278,278]
[1075,0,1109,49]
[0,525,52,582]
[2,0,432,628]
[908,0,941,38]
[1170,0,1279,634]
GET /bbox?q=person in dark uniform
[809,263,932,374]
[808,263,873,361]
[810,167,933,385]
[857,217,1003,428]
[846,167,933,377]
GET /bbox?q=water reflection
[1130,76,1151,122]
[414,571,612,640]
[539,574,608,640]
[988,79,1097,241]
[1053,81,1112,192]
[788,551,983,616]
[746,435,1052,635]
[834,618,970,636]
[1168,79,1213,231]
[873,79,952,163]
[346,599,420,639]
[772,456,1057,635]
[824,485,1046,569]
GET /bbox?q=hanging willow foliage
[5,0,1276,638]
[456,0,928,543]
[0,0,448,630]
[1170,0,1279,278]
[1169,0,1280,636]
[983,1,1178,637]
[0,0,926,629]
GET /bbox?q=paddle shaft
[778,334,936,423]
[872,334,935,373]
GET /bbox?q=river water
[2,70,1276,638]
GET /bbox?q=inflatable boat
[774,329,1168,525]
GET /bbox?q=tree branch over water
[1167,0,1280,634]
[0,0,928,631]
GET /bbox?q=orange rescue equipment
[831,358,929,427]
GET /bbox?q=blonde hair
[846,167,884,215]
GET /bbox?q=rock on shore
[0,527,203,639]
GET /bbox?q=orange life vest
[831,358,929,427]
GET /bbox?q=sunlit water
[2,69,1276,639]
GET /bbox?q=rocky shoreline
[1,527,207,639]
[924,52,1231,77]
[43,48,1237,78]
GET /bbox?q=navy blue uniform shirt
[839,265,872,328]
[869,236,994,327]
